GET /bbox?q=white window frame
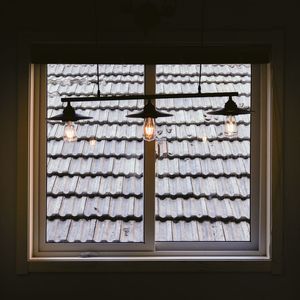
[28,63,271,259]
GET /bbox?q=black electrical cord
[97,63,100,98]
[198,0,205,94]
[198,63,202,94]
[95,0,101,98]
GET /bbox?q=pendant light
[207,96,251,137]
[126,99,173,141]
[47,74,241,143]
[47,101,92,142]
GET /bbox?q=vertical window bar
[144,64,156,250]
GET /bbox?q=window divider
[143,64,156,251]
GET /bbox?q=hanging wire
[97,63,100,98]
[94,0,101,98]
[198,63,202,94]
[198,0,205,94]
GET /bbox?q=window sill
[24,256,273,273]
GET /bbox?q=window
[155,64,252,246]
[29,63,270,259]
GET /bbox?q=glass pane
[155,64,251,242]
[46,64,144,243]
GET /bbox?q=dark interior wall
[0,0,299,298]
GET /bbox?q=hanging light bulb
[127,100,172,142]
[63,121,77,142]
[143,117,156,141]
[224,115,238,137]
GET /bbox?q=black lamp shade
[126,100,173,119]
[48,102,92,122]
[207,96,251,116]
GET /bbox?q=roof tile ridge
[47,136,250,142]
[47,154,249,160]
[47,214,143,222]
[48,154,143,159]
[47,172,143,178]
[47,192,143,199]
[156,215,250,224]
[157,196,250,202]
[155,173,250,179]
[156,194,250,201]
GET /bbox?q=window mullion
[143,64,156,250]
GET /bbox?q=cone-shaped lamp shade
[126,100,173,119]
[48,102,92,122]
[207,96,250,116]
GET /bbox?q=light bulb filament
[143,117,156,141]
[224,115,238,137]
[63,121,77,142]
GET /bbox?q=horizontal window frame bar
[31,248,268,258]
[33,241,258,254]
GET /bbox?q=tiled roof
[47,64,251,243]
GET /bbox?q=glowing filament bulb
[143,117,156,141]
[224,115,238,137]
[63,121,77,142]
